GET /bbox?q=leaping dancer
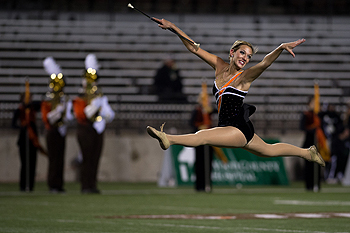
[141,16,325,167]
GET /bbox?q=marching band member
[73,54,115,194]
[190,83,214,192]
[41,57,73,193]
[12,80,44,192]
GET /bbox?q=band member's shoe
[308,145,325,167]
[147,123,170,150]
[81,189,100,194]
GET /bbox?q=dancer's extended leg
[168,126,247,148]
[147,125,247,149]
[243,134,325,166]
[147,125,324,166]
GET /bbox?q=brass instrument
[83,68,103,122]
[46,72,67,127]
[83,68,100,102]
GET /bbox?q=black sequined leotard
[212,71,256,143]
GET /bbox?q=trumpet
[83,68,104,122]
[46,72,68,127]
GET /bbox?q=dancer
[146,18,325,167]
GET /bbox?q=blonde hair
[229,40,258,59]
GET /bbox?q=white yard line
[275,200,350,206]
[141,222,221,230]
[242,227,349,233]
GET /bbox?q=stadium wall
[0,129,305,184]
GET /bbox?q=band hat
[43,57,65,93]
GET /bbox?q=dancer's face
[231,45,253,69]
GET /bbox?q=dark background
[1,0,349,16]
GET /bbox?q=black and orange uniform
[41,98,72,192]
[75,54,115,193]
[12,100,42,191]
[190,102,214,192]
[73,96,103,193]
[213,72,256,143]
[73,94,117,193]
[300,109,321,190]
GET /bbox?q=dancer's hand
[152,17,174,30]
[281,38,306,57]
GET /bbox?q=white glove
[93,119,106,134]
[55,104,65,113]
[47,104,64,125]
[58,125,67,137]
[84,97,103,119]
[64,100,74,122]
[84,106,99,120]
[99,96,115,123]
[91,96,102,108]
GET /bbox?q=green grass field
[1,182,350,233]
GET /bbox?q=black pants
[18,135,37,192]
[77,123,104,191]
[304,160,321,191]
[194,145,213,191]
[46,128,65,190]
[302,134,321,191]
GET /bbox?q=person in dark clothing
[12,82,43,192]
[320,104,349,183]
[190,87,214,192]
[300,97,324,191]
[153,58,187,103]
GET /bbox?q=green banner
[171,139,289,186]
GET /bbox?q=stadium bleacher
[0,11,350,134]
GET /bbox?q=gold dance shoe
[308,145,325,167]
[146,123,170,150]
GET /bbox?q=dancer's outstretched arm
[153,17,227,72]
[242,39,305,84]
